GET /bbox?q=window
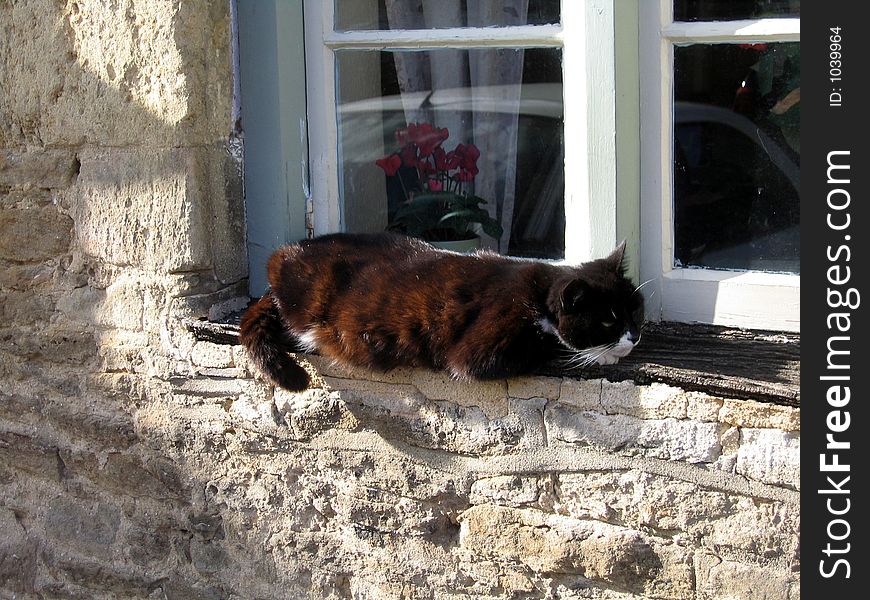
[239,1,796,333]
[639,1,800,332]
[301,1,636,269]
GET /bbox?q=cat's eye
[601,310,619,328]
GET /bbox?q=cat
[239,232,644,391]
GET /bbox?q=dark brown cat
[240,233,643,391]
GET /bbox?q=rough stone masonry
[0,1,799,598]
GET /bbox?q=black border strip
[802,2,869,594]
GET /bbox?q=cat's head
[548,242,645,366]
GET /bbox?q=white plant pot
[429,236,481,253]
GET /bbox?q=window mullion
[304,0,342,235]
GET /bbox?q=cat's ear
[604,240,627,273]
[560,279,588,313]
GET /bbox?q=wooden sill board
[184,318,799,408]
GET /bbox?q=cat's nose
[627,328,640,344]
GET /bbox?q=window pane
[336,0,560,31]
[674,0,799,21]
[336,48,564,259]
[673,43,800,273]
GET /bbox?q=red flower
[375,154,402,177]
[378,122,479,192]
[400,144,418,168]
[452,169,476,182]
[454,143,480,170]
[433,146,448,171]
[417,159,435,175]
[407,122,449,157]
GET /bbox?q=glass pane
[336,47,564,259]
[336,0,560,31]
[673,43,800,273]
[674,0,799,21]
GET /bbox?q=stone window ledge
[183,316,799,408]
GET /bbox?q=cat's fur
[240,233,643,391]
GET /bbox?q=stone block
[44,497,120,559]
[231,344,255,376]
[0,431,62,482]
[0,204,72,262]
[636,418,721,463]
[0,149,79,188]
[228,394,279,430]
[709,497,799,559]
[558,377,603,410]
[557,471,734,533]
[470,475,540,507]
[64,147,213,272]
[413,371,508,419]
[459,505,694,598]
[686,391,724,422]
[0,0,232,147]
[694,552,799,600]
[334,379,526,455]
[601,380,688,419]
[737,428,800,489]
[274,388,358,438]
[508,397,547,449]
[545,404,721,463]
[507,375,562,400]
[0,260,53,292]
[63,450,187,502]
[55,272,150,331]
[305,353,415,385]
[0,507,37,595]
[190,341,234,369]
[720,399,800,431]
[0,289,57,324]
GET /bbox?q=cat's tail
[239,292,310,391]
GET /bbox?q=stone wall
[0,2,800,599]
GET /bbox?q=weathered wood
[552,322,800,406]
[183,318,240,346]
[186,317,800,407]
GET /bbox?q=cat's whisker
[632,278,655,297]
[564,342,617,369]
[584,344,615,366]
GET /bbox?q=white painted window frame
[302,1,628,267]
[639,2,800,332]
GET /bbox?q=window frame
[638,2,801,332]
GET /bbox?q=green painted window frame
[237,0,309,294]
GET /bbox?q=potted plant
[376,122,503,252]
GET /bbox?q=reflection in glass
[673,43,800,273]
[674,0,799,22]
[336,48,564,258]
[336,0,560,32]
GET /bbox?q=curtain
[384,0,530,252]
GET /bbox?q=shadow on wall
[0,1,269,597]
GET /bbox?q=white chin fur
[595,332,637,365]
